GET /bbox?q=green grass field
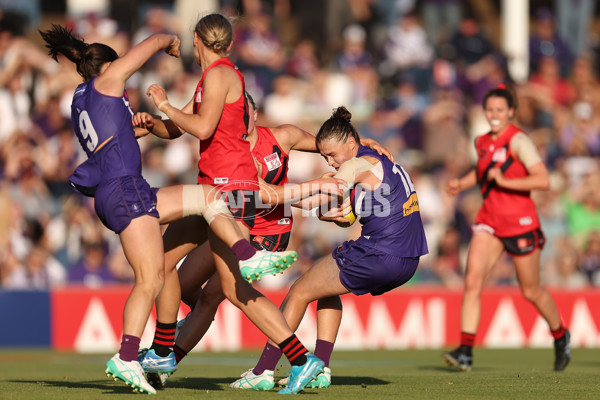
[1,348,599,399]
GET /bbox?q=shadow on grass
[170,375,389,389]
[11,379,158,395]
[12,375,390,393]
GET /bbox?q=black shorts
[498,228,545,256]
[250,231,290,252]
[223,190,257,230]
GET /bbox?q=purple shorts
[93,175,159,234]
[332,239,419,296]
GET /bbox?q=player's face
[484,96,514,134]
[318,137,355,170]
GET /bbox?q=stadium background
[1,0,600,352]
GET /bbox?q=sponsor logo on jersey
[403,193,420,216]
[277,218,291,225]
[264,153,282,171]
[195,90,202,103]
[519,216,533,226]
[214,177,229,184]
[492,147,507,163]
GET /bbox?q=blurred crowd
[1,0,600,291]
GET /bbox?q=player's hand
[487,168,504,184]
[166,35,181,58]
[317,177,347,197]
[146,84,169,110]
[446,178,461,195]
[132,112,155,129]
[361,138,395,163]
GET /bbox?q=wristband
[158,100,170,112]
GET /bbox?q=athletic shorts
[332,240,419,296]
[223,190,257,230]
[250,231,290,252]
[93,175,159,234]
[499,227,545,256]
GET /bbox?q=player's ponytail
[483,82,518,110]
[40,24,118,82]
[316,106,361,146]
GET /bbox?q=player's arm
[446,169,477,195]
[132,102,193,139]
[150,66,232,140]
[257,176,345,206]
[96,33,180,97]
[279,124,318,153]
[488,132,550,191]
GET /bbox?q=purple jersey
[351,146,428,257]
[69,77,141,195]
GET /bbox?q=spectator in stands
[68,238,116,288]
[529,8,574,78]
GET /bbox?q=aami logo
[214,177,229,185]
[278,218,291,225]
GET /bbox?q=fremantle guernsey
[475,123,540,237]
[68,77,141,195]
[193,58,257,191]
[251,126,292,235]
[351,146,428,257]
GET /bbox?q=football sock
[151,321,176,357]
[119,334,140,362]
[551,325,566,340]
[174,344,187,364]
[314,339,334,368]
[278,334,308,366]
[460,332,476,348]
[253,342,283,375]
[232,239,257,261]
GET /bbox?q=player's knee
[521,286,543,303]
[199,284,226,311]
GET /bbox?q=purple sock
[232,239,257,261]
[314,339,334,368]
[253,342,283,375]
[119,334,141,362]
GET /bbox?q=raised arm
[95,33,180,97]
[147,66,239,140]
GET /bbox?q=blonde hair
[194,14,233,55]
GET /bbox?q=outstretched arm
[95,33,180,97]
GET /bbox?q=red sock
[551,325,566,340]
[278,334,308,366]
[151,321,176,357]
[460,332,476,347]
[174,344,187,364]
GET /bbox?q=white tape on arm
[334,157,376,186]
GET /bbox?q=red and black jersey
[251,126,292,235]
[193,58,258,191]
[475,123,540,237]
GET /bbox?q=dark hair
[245,91,256,110]
[194,14,233,55]
[483,82,518,110]
[316,106,361,146]
[39,24,118,82]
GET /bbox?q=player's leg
[175,268,225,364]
[210,228,324,394]
[105,214,165,395]
[138,216,207,385]
[277,296,341,389]
[513,248,570,371]
[307,296,341,388]
[443,231,504,371]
